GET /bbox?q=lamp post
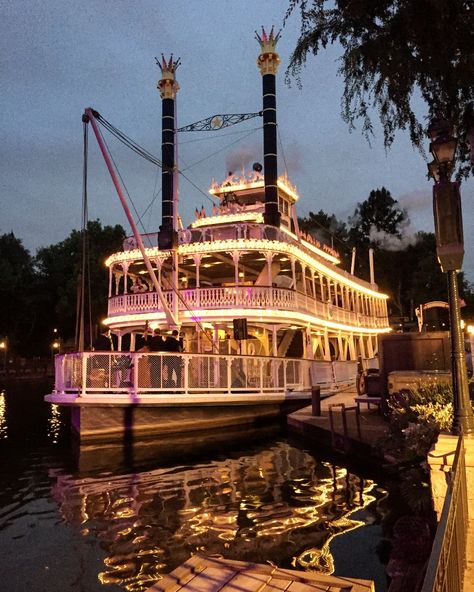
[427,119,474,434]
[51,341,60,367]
[0,339,6,373]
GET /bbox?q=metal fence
[53,352,359,397]
[421,436,468,592]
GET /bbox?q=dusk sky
[2,0,474,281]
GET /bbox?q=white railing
[53,352,359,397]
[108,286,387,328]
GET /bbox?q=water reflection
[48,404,61,444]
[0,390,7,439]
[51,441,385,592]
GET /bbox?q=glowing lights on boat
[105,307,391,335]
[209,174,300,202]
[191,212,263,229]
[105,239,386,300]
[280,226,340,264]
[177,308,391,334]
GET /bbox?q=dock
[287,387,388,463]
[146,554,375,592]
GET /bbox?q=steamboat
[46,29,390,442]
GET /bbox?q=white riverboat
[46,29,390,442]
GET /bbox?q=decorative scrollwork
[177,112,262,133]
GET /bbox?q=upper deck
[104,222,389,333]
[103,169,389,335]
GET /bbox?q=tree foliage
[348,187,407,246]
[34,220,125,350]
[298,189,473,319]
[0,233,35,355]
[285,0,474,176]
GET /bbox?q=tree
[34,220,125,351]
[298,209,348,243]
[348,187,407,247]
[285,0,474,176]
[0,233,35,356]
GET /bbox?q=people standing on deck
[150,328,165,352]
[131,277,148,293]
[149,328,165,388]
[91,329,113,387]
[136,322,151,352]
[93,329,113,351]
[164,330,183,388]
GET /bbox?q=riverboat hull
[45,391,312,442]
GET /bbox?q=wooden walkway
[146,554,375,592]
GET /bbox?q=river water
[0,381,390,592]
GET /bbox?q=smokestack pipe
[256,27,281,228]
[369,248,375,284]
[157,55,180,250]
[350,247,356,275]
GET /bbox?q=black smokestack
[256,27,281,228]
[157,55,180,250]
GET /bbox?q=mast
[256,27,281,228]
[83,108,178,328]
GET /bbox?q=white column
[323,329,331,361]
[272,326,278,357]
[232,252,240,286]
[266,253,274,286]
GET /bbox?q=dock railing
[421,435,467,592]
[53,352,359,397]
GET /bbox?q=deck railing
[53,352,358,397]
[107,286,387,328]
[421,436,468,592]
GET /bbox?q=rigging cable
[95,114,163,167]
[95,122,155,249]
[91,115,217,349]
[179,125,262,144]
[277,128,289,178]
[180,126,262,172]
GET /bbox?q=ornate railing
[52,352,358,397]
[421,436,468,592]
[108,286,388,328]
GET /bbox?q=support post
[447,270,474,434]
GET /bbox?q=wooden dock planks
[147,555,375,592]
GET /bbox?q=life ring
[179,229,192,245]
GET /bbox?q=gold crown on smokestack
[256,27,281,75]
[156,54,181,99]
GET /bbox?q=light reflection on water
[0,390,7,439]
[51,441,386,592]
[0,385,387,592]
[48,404,61,444]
